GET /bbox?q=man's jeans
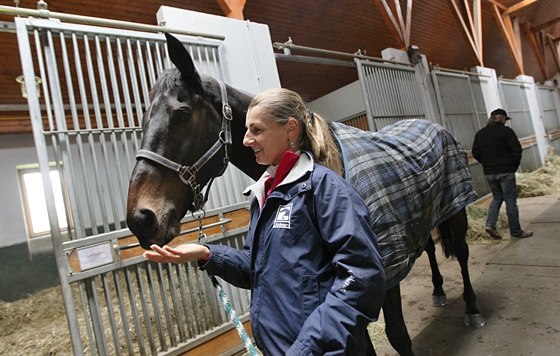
[485,172,522,236]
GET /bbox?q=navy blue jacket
[202,152,386,355]
[472,122,522,174]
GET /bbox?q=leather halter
[135,80,232,211]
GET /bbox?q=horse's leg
[440,208,486,328]
[382,284,414,356]
[424,237,448,307]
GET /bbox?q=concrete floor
[372,194,560,356]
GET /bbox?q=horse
[126,33,484,355]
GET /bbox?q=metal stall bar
[537,85,560,154]
[145,263,167,350]
[14,15,256,355]
[113,37,138,191]
[15,17,85,354]
[71,32,103,238]
[430,67,488,149]
[273,38,411,66]
[0,5,224,40]
[100,273,122,356]
[356,61,378,131]
[355,58,424,132]
[155,262,178,348]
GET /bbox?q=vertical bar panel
[18,18,254,355]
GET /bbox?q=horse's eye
[172,107,192,122]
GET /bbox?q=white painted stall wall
[0,134,37,248]
[308,81,365,122]
[156,6,281,94]
[516,74,548,164]
[472,66,502,116]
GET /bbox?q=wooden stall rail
[66,206,251,274]
[519,135,538,149]
[181,321,253,356]
[548,129,560,142]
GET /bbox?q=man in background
[472,108,533,239]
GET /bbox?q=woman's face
[243,105,292,166]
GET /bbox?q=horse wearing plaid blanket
[127,34,485,356]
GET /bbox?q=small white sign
[77,242,114,271]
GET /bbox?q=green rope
[196,223,257,356]
[210,275,258,356]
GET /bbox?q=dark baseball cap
[491,108,511,120]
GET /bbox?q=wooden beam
[216,0,246,20]
[463,0,483,60]
[524,21,548,78]
[473,0,483,61]
[405,0,413,48]
[546,35,560,72]
[450,0,484,65]
[503,0,538,16]
[486,0,507,11]
[393,0,408,47]
[491,3,524,74]
[512,16,524,67]
[374,0,406,49]
[533,16,560,32]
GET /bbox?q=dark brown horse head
[126,33,262,249]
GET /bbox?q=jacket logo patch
[273,204,292,229]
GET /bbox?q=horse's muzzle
[127,208,159,249]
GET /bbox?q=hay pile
[466,203,510,244]
[1,155,558,354]
[517,155,560,198]
[0,286,72,355]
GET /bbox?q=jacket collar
[244,151,314,208]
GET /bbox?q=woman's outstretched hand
[143,244,210,264]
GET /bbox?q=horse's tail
[437,207,469,259]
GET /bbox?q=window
[17,163,70,237]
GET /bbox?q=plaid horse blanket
[330,119,477,288]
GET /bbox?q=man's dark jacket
[472,122,522,174]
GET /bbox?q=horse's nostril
[136,208,157,229]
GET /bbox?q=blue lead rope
[209,275,258,356]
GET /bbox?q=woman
[144,88,386,355]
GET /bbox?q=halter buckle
[178,166,198,186]
[178,165,188,176]
[223,104,232,120]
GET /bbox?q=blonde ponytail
[303,110,343,176]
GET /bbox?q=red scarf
[264,151,300,200]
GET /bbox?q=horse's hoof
[464,314,486,328]
[432,295,448,307]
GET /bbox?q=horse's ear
[165,33,202,89]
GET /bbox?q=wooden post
[216,0,247,20]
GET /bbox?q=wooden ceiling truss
[546,35,560,73]
[374,0,413,50]
[525,20,548,78]
[532,16,560,72]
[487,0,560,78]
[216,0,246,20]
[489,0,525,74]
[450,0,484,66]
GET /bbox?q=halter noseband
[135,80,232,211]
